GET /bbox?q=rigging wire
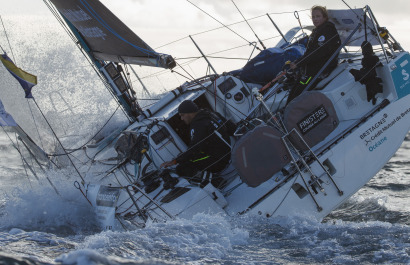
[50,104,121,156]
[2,15,50,154]
[27,99,47,150]
[176,55,248,61]
[129,65,151,97]
[171,61,251,120]
[171,64,198,81]
[341,0,355,11]
[0,15,16,62]
[1,127,34,187]
[44,0,309,114]
[43,0,132,122]
[231,0,266,50]
[155,10,303,50]
[2,7,126,181]
[1,126,60,196]
[139,13,302,84]
[339,1,396,55]
[29,98,86,184]
[138,32,285,84]
[185,0,261,51]
[293,11,305,35]
[292,33,341,68]
[0,14,44,185]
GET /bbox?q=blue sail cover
[49,0,175,69]
[230,44,306,85]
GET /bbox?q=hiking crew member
[286,5,341,104]
[161,100,234,183]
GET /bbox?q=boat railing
[125,184,175,224]
[280,128,344,212]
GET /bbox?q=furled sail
[49,0,175,69]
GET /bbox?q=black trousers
[286,75,321,105]
[176,155,230,178]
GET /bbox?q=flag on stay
[0,99,17,127]
[0,53,37,98]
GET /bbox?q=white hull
[244,95,410,220]
[83,51,410,230]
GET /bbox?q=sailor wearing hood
[286,5,341,104]
[161,100,235,185]
[349,41,383,105]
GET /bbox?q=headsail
[0,99,17,127]
[49,0,175,69]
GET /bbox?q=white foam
[75,213,248,261]
[0,172,99,233]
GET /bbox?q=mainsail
[49,0,175,69]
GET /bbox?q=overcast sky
[2,0,410,90]
[2,0,410,49]
[2,0,410,80]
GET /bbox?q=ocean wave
[325,195,410,225]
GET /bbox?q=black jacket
[295,21,341,77]
[176,109,234,165]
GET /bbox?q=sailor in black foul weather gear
[161,100,235,184]
[286,5,341,104]
[349,41,383,105]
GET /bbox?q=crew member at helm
[286,5,341,104]
[161,100,235,186]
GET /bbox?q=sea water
[0,16,409,265]
[0,132,409,264]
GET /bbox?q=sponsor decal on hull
[95,186,121,231]
[96,186,121,207]
[359,107,410,151]
[392,54,410,99]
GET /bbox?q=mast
[46,0,176,122]
[57,15,141,122]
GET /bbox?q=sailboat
[2,0,410,231]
